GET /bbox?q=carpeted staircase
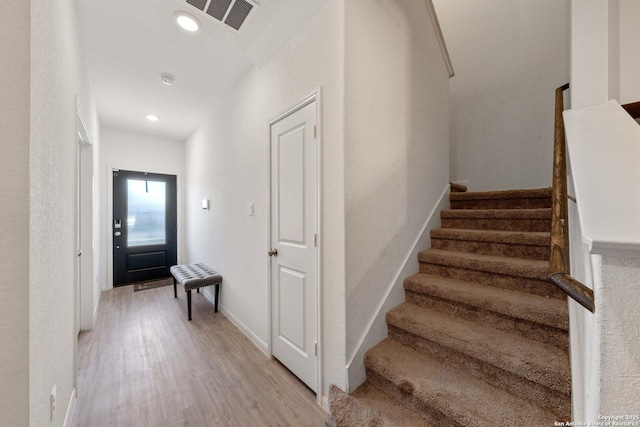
[330,187,570,426]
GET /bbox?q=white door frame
[267,88,323,402]
[77,103,94,331]
[75,99,92,395]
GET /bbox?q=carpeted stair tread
[441,208,551,220]
[440,208,552,232]
[449,187,551,201]
[404,273,568,330]
[430,228,550,260]
[431,228,549,246]
[329,383,433,427]
[449,188,552,209]
[386,303,570,394]
[419,249,548,280]
[365,339,559,426]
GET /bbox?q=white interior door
[270,100,318,392]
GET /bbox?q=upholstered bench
[170,263,222,321]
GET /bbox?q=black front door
[113,170,177,286]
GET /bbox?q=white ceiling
[75,0,326,141]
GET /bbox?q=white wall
[29,0,99,425]
[343,0,450,390]
[608,0,640,105]
[98,127,184,289]
[0,1,30,425]
[563,101,640,419]
[433,0,570,191]
[571,0,609,110]
[184,0,346,397]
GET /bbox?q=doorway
[112,170,177,286]
[269,94,320,393]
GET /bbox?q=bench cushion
[170,263,222,291]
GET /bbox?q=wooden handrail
[622,101,640,119]
[548,83,595,313]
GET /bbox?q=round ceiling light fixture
[146,114,160,122]
[161,73,175,86]
[173,11,200,32]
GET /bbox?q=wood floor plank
[73,286,329,427]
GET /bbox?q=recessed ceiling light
[174,11,200,32]
[146,114,160,122]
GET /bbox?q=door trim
[106,166,183,289]
[267,88,323,401]
[75,98,92,394]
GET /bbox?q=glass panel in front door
[127,179,166,247]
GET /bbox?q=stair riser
[431,237,549,260]
[388,326,571,417]
[405,290,569,349]
[450,198,552,210]
[365,369,461,427]
[441,217,550,232]
[419,263,566,299]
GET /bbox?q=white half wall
[98,127,184,289]
[0,1,30,425]
[434,0,570,191]
[183,0,346,397]
[344,0,450,391]
[564,100,640,420]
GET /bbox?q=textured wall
[434,0,570,191]
[608,0,640,104]
[597,255,640,414]
[184,0,346,396]
[98,127,184,288]
[29,0,98,424]
[343,0,450,390]
[571,0,609,110]
[0,1,30,425]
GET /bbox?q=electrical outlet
[50,385,56,419]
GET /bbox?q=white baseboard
[200,287,269,356]
[63,387,77,427]
[320,394,330,412]
[344,183,450,391]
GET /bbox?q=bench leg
[214,284,219,313]
[187,289,192,321]
[173,277,177,298]
[197,288,200,293]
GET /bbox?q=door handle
[268,248,278,257]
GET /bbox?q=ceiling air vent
[186,0,208,11]
[206,0,232,20]
[183,0,257,32]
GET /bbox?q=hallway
[73,285,329,426]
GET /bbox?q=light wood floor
[73,284,330,427]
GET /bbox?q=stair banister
[548,83,595,313]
